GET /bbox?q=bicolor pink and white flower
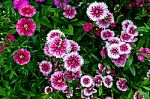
[103,75,113,88]
[137,47,150,62]
[43,42,54,57]
[116,78,128,91]
[83,87,97,97]
[81,89,91,99]
[108,37,120,44]
[49,37,69,58]
[107,44,120,59]
[63,5,77,19]
[50,71,67,91]
[83,22,93,32]
[133,91,145,99]
[13,0,29,10]
[80,75,93,87]
[13,48,31,65]
[68,40,80,52]
[46,30,65,42]
[16,18,36,36]
[96,63,104,74]
[94,75,103,87]
[111,54,129,67]
[126,24,138,36]
[86,2,108,21]
[44,86,53,94]
[64,70,82,81]
[122,20,133,31]
[146,70,150,77]
[120,31,134,42]
[54,0,69,9]
[118,42,131,55]
[63,52,84,72]
[96,12,114,28]
[39,61,52,76]
[101,29,115,40]
[18,5,36,17]
[100,47,107,58]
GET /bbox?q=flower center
[111,48,119,55]
[83,78,90,84]
[19,54,24,59]
[24,24,29,30]
[57,78,63,83]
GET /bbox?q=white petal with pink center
[122,20,133,30]
[126,24,138,36]
[107,44,120,59]
[103,75,113,88]
[101,29,115,40]
[39,61,52,76]
[119,42,131,55]
[80,75,93,87]
[116,78,128,91]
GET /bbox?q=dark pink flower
[63,52,84,72]
[102,75,113,88]
[50,71,67,91]
[16,18,36,36]
[35,0,45,2]
[44,86,53,94]
[86,2,108,21]
[94,75,103,87]
[64,70,82,81]
[5,34,16,43]
[83,22,93,32]
[68,40,80,52]
[0,48,4,53]
[94,28,102,36]
[101,29,115,40]
[13,0,29,10]
[96,63,104,74]
[13,48,31,65]
[137,47,150,62]
[63,5,77,19]
[100,47,107,58]
[120,31,134,42]
[116,78,128,91]
[39,61,52,76]
[80,75,93,87]
[18,5,36,17]
[54,0,69,9]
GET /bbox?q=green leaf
[39,16,52,28]
[124,55,133,70]
[127,89,133,99]
[142,86,150,91]
[91,54,100,62]
[98,87,103,96]
[68,25,73,34]
[129,65,136,76]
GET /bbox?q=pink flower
[54,0,69,9]
[50,71,67,91]
[107,44,120,59]
[94,75,103,87]
[46,30,65,42]
[120,31,134,42]
[118,42,131,55]
[83,87,97,97]
[86,2,108,21]
[13,0,29,10]
[137,47,150,62]
[43,42,54,57]
[16,18,36,36]
[49,37,69,58]
[5,34,16,43]
[81,89,92,99]
[64,70,82,81]
[101,29,115,40]
[122,20,133,31]
[116,78,128,91]
[35,0,45,2]
[39,61,52,76]
[96,12,114,28]
[63,5,77,19]
[96,63,104,74]
[0,48,4,53]
[108,37,120,44]
[80,75,93,87]
[111,54,129,67]
[13,48,31,65]
[63,52,84,72]
[100,47,107,58]
[18,5,36,17]
[105,96,113,99]
[66,90,73,98]
[68,40,80,52]
[44,86,53,94]
[126,24,138,36]
[83,22,93,32]
[102,75,113,88]
[133,91,145,99]
[94,28,102,36]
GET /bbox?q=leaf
[91,54,100,61]
[61,29,74,35]
[127,89,133,99]
[129,65,136,76]
[98,87,102,96]
[68,24,73,34]
[39,16,52,28]
[124,55,133,70]
[142,86,150,91]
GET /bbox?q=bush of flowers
[0,0,150,99]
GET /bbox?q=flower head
[13,0,29,10]
[5,34,16,43]
[100,47,107,58]
[64,70,82,81]
[63,5,77,19]
[43,42,54,57]
[133,91,145,99]
[86,2,108,21]
[122,20,133,31]
[94,75,103,87]
[50,71,67,91]
[120,31,134,42]
[80,75,93,87]
[35,0,45,2]
[16,18,36,36]
[54,0,69,9]
[107,44,120,59]
[103,75,113,88]
[116,78,128,91]
[83,87,97,97]
[118,42,131,55]
[126,24,138,36]
[39,61,52,76]
[18,5,36,17]
[68,40,80,52]
[101,29,115,40]
[63,52,84,72]
[83,22,93,32]
[13,48,31,65]
[44,86,53,94]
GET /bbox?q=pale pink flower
[103,75,113,88]
[133,91,145,99]
[120,31,134,42]
[50,71,67,91]
[63,52,84,72]
[80,75,93,87]
[126,24,138,36]
[101,29,115,40]
[83,22,93,32]
[107,44,120,59]
[116,78,128,91]
[63,5,77,19]
[13,48,31,65]
[39,61,52,76]
[43,42,54,57]
[86,2,108,21]
[122,20,133,31]
[118,42,131,55]
[68,40,80,52]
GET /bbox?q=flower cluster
[14,0,36,36]
[137,47,150,62]
[40,29,84,97]
[54,0,77,19]
[99,19,138,67]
